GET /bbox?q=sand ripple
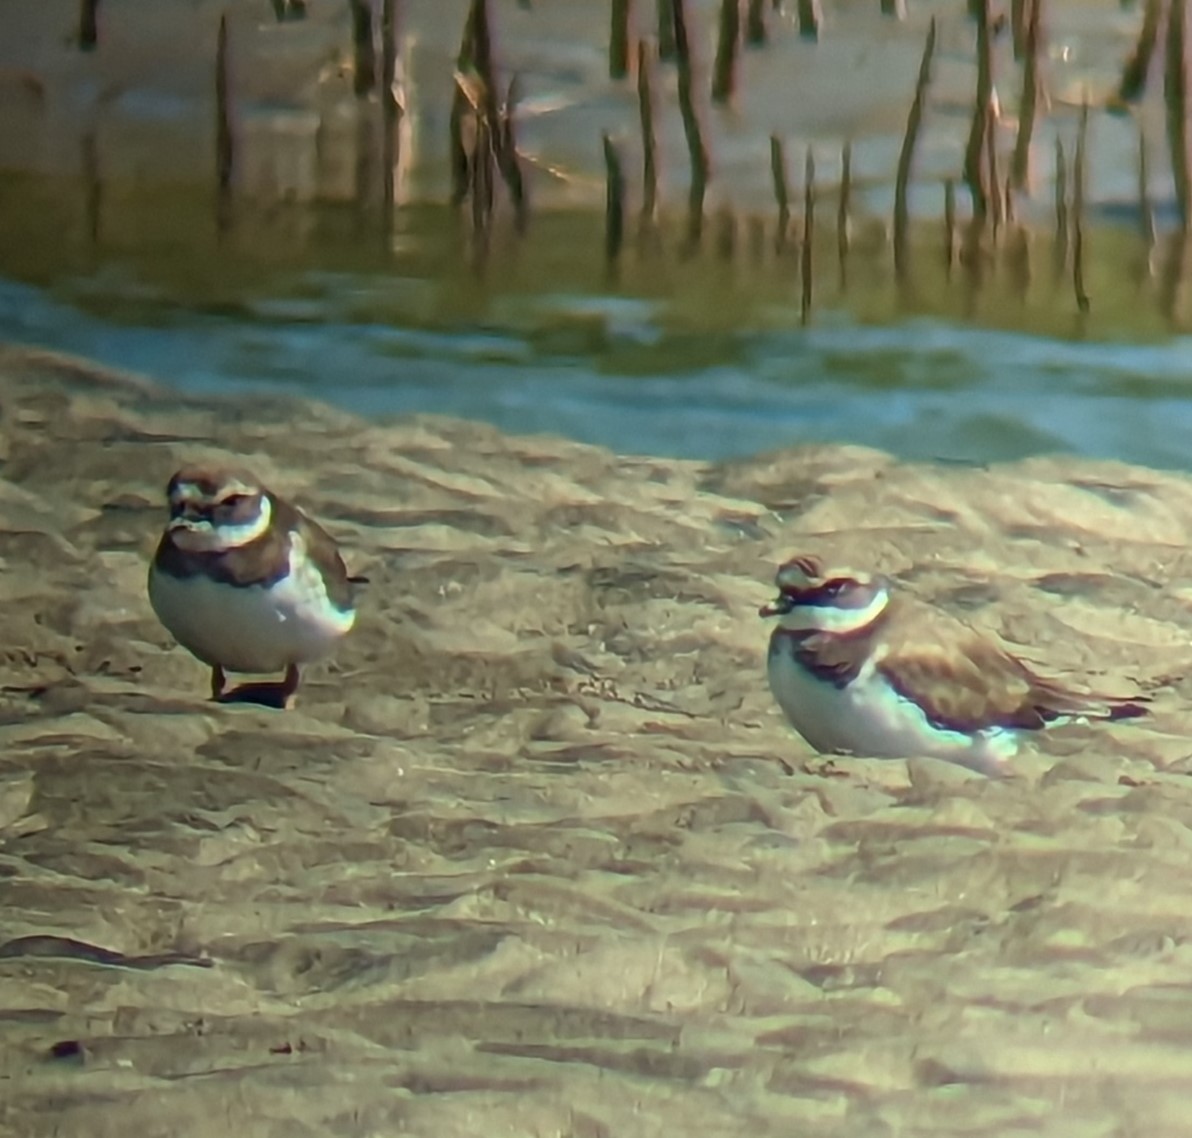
[2,344,1192,1136]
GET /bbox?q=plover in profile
[760,554,1147,774]
[148,465,361,707]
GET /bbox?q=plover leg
[281,664,301,710]
[210,664,227,701]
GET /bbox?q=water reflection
[1,0,1191,469]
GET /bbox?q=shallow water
[3,187,1192,468]
[2,0,1191,469]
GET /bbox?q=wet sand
[2,343,1192,1134]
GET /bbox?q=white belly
[148,560,355,676]
[766,641,1017,775]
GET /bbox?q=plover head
[759,554,891,635]
[163,465,273,553]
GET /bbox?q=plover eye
[219,493,252,510]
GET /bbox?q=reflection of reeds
[1118,0,1163,104]
[770,134,790,249]
[449,0,526,235]
[1010,0,1025,59]
[747,215,766,261]
[348,0,377,98]
[1139,121,1155,249]
[450,0,499,207]
[611,0,631,80]
[603,132,625,262]
[801,147,814,324]
[746,0,767,45]
[1011,0,1042,189]
[944,178,956,270]
[382,0,399,115]
[381,0,400,219]
[1165,0,1190,230]
[658,0,677,60]
[1053,135,1068,272]
[638,40,659,224]
[181,0,1189,331]
[468,0,499,139]
[454,71,493,242]
[354,100,375,215]
[715,206,736,260]
[449,8,475,204]
[1073,105,1090,312]
[1007,224,1031,301]
[797,0,821,41]
[673,0,710,244]
[880,0,907,19]
[986,99,1003,234]
[838,141,852,268]
[215,13,234,229]
[1160,230,1190,325]
[964,0,994,220]
[712,0,740,104]
[499,79,528,232]
[469,91,494,244]
[79,0,99,50]
[894,18,936,278]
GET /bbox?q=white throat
[169,495,273,552]
[776,587,890,634]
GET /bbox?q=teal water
[2,178,1191,469]
[5,266,1192,468]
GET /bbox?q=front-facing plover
[148,465,360,707]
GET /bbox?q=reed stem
[674,0,710,243]
[747,0,768,43]
[797,0,821,40]
[348,0,377,97]
[1010,0,1042,188]
[770,134,790,248]
[1073,105,1090,311]
[801,146,815,323]
[638,39,659,223]
[963,0,994,219]
[1165,0,1191,229]
[611,0,631,80]
[894,18,936,277]
[1118,0,1163,103]
[712,0,740,103]
[1053,134,1068,271]
[603,132,625,261]
[215,12,234,228]
[78,0,99,49]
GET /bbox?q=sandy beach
[1,343,1192,1134]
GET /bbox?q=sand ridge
[2,343,1192,1135]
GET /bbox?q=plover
[760,554,1146,774]
[148,465,360,707]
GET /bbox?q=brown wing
[284,501,359,612]
[876,599,1145,733]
